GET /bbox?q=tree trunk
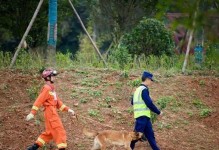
[68,0,107,68]
[9,0,44,68]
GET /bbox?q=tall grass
[0,47,218,74]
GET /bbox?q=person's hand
[68,109,75,116]
[26,113,34,121]
[159,111,163,116]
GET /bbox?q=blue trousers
[130,116,160,150]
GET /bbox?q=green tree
[123,18,174,57]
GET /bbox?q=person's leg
[144,119,160,150]
[130,117,147,149]
[27,132,52,150]
[51,126,67,149]
[27,143,39,150]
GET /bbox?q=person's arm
[142,89,160,115]
[26,85,50,121]
[130,95,134,105]
[57,97,75,115]
[57,97,70,112]
[30,86,50,115]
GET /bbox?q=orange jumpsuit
[30,83,69,149]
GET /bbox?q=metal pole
[9,0,44,68]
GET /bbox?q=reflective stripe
[37,137,45,145]
[133,101,145,104]
[59,104,66,111]
[32,106,39,111]
[134,108,149,111]
[57,143,67,148]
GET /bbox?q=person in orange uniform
[26,68,75,150]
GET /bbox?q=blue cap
[142,71,154,81]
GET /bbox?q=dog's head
[129,131,141,140]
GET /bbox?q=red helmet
[42,68,58,78]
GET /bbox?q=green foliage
[128,79,141,87]
[0,51,11,68]
[88,109,100,117]
[15,49,44,69]
[26,83,41,101]
[157,96,174,110]
[108,46,132,69]
[204,44,219,70]
[56,52,73,68]
[123,18,174,57]
[80,98,88,104]
[192,99,205,109]
[200,108,212,117]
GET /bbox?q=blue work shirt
[131,84,160,115]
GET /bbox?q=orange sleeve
[57,97,69,112]
[30,85,50,115]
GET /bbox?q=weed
[192,99,205,109]
[26,84,41,101]
[88,109,100,117]
[0,84,9,90]
[89,90,102,97]
[126,107,134,114]
[121,70,129,78]
[128,79,141,87]
[199,80,205,86]
[97,102,109,108]
[104,96,114,103]
[80,98,88,104]
[200,108,212,117]
[157,96,174,110]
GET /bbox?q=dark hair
[142,76,146,82]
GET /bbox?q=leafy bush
[108,46,132,69]
[122,18,174,57]
[204,44,219,70]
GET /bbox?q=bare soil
[0,69,218,150]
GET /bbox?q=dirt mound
[0,69,218,150]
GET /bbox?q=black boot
[27,144,39,150]
[59,149,65,150]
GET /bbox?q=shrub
[122,18,174,57]
[108,46,132,69]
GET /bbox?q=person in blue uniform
[130,71,162,150]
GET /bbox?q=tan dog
[83,128,141,150]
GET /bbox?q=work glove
[68,109,75,116]
[26,113,34,121]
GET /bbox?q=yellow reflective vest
[133,86,151,118]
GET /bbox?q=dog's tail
[83,128,98,137]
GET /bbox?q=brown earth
[0,69,218,150]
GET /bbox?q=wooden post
[9,0,44,68]
[68,0,107,68]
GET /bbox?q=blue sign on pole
[194,44,203,64]
[48,0,57,47]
